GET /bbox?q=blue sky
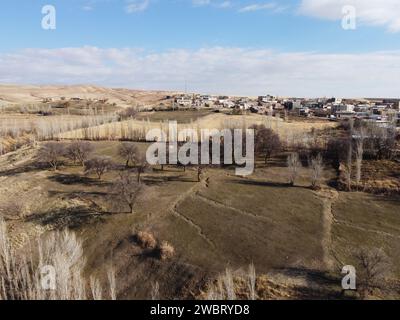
[1,0,399,52]
[1,0,400,97]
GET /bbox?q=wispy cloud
[192,0,232,9]
[125,0,150,13]
[239,3,279,13]
[299,0,400,32]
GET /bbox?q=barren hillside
[0,84,178,108]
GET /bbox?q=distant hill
[0,84,179,108]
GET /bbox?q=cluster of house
[174,94,400,125]
[42,97,110,104]
[294,97,400,125]
[175,94,284,112]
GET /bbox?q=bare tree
[84,156,113,179]
[354,248,391,299]
[110,172,142,213]
[134,152,149,183]
[354,128,366,190]
[66,141,94,166]
[118,142,138,168]
[287,152,301,186]
[38,142,65,171]
[251,125,282,164]
[364,122,396,160]
[326,137,350,173]
[119,107,138,121]
[197,165,204,182]
[346,119,354,191]
[344,139,353,191]
[309,154,324,190]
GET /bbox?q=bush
[119,107,138,120]
[135,231,157,250]
[158,241,175,260]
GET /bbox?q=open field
[0,101,398,300]
[58,113,337,144]
[332,192,400,277]
[1,133,399,299]
[135,110,214,123]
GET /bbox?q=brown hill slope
[0,84,178,108]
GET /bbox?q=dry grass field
[0,92,398,300]
[1,136,399,299]
[58,113,337,144]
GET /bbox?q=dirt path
[194,192,273,223]
[315,188,339,271]
[168,170,216,249]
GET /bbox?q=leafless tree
[197,165,204,182]
[354,128,366,190]
[38,142,65,171]
[118,142,138,168]
[345,119,354,191]
[326,136,350,172]
[354,248,391,299]
[84,156,113,179]
[110,172,142,213]
[364,122,396,160]
[134,152,149,183]
[287,152,301,186]
[66,141,94,166]
[309,154,324,190]
[251,125,282,164]
[119,107,138,121]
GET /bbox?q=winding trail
[168,170,216,249]
[315,188,339,271]
[194,192,273,223]
[171,207,215,248]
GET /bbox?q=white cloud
[0,46,399,97]
[239,3,278,13]
[192,0,232,9]
[299,0,400,32]
[125,0,150,13]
